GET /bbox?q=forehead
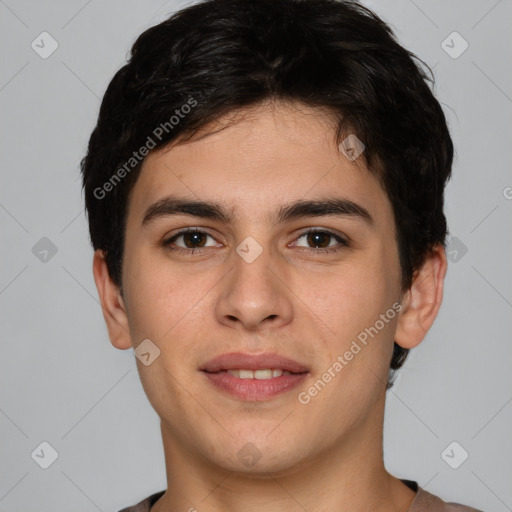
[126,101,391,227]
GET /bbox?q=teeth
[254,369,272,379]
[226,369,292,379]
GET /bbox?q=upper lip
[201,352,309,373]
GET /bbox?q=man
[81,0,484,510]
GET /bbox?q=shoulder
[117,490,165,512]
[411,487,485,512]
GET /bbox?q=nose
[215,243,294,332]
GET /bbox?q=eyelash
[162,227,349,255]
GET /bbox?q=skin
[93,100,447,512]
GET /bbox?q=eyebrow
[142,195,374,228]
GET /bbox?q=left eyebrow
[141,195,374,228]
[276,198,374,227]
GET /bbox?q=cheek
[300,255,396,328]
[292,248,400,368]
[122,247,217,344]
[122,245,176,340]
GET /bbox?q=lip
[201,352,309,373]
[200,352,309,402]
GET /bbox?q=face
[118,101,404,474]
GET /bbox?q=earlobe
[92,250,132,350]
[394,244,448,350]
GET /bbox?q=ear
[394,243,448,349]
[92,250,132,350]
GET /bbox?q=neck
[151,393,416,512]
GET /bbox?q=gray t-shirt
[118,480,484,511]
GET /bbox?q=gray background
[0,0,511,511]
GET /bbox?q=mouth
[214,368,299,379]
[200,352,309,401]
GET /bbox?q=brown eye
[295,230,348,250]
[163,229,218,251]
[306,232,331,248]
[181,231,208,248]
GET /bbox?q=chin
[207,437,311,477]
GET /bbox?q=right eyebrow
[142,197,232,226]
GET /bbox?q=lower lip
[202,370,308,401]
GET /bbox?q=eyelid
[294,227,348,241]
[291,227,349,249]
[162,227,220,246]
[162,226,349,253]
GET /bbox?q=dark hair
[81,0,453,388]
